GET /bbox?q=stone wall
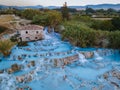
[19,30,44,41]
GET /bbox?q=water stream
[0,28,120,90]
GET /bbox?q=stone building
[18,25,44,41]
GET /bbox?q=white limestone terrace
[0,28,120,90]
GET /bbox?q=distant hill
[0,5,7,9]
[69,4,120,10]
[45,6,60,9]
[0,5,43,9]
[0,4,120,10]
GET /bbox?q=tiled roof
[19,25,43,30]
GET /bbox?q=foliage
[61,4,70,20]
[15,9,41,20]
[0,26,7,34]
[108,31,120,49]
[62,18,120,49]
[111,17,120,30]
[10,34,20,42]
[0,9,15,14]
[73,15,92,23]
[85,7,95,15]
[90,20,114,31]
[20,9,42,20]
[0,8,119,49]
[90,17,120,31]
[0,40,15,56]
[62,21,99,47]
[17,41,28,47]
[32,10,62,27]
[32,14,49,26]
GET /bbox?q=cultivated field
[92,17,112,20]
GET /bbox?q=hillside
[0,4,120,10]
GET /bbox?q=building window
[35,37,38,39]
[36,31,39,34]
[26,31,28,34]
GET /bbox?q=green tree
[100,20,114,31]
[107,8,116,14]
[111,17,120,30]
[91,20,114,31]
[21,9,41,20]
[85,7,95,15]
[61,2,70,20]
[32,10,62,28]
[108,31,120,49]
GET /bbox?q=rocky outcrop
[54,54,79,67]
[7,63,21,74]
[16,70,34,83]
[27,61,35,68]
[102,69,120,88]
[81,51,94,59]
[111,70,120,80]
[0,70,4,74]
[103,72,109,79]
[16,74,32,83]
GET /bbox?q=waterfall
[43,27,52,39]
[94,51,103,60]
[76,52,87,63]
[51,28,55,35]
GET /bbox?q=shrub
[108,31,120,49]
[17,41,28,46]
[62,20,120,49]
[0,40,15,57]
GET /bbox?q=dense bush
[17,41,28,47]
[111,17,120,30]
[90,20,114,31]
[10,34,19,42]
[0,40,15,57]
[73,15,92,23]
[90,17,120,31]
[62,20,120,49]
[20,9,42,20]
[108,31,120,49]
[32,10,62,27]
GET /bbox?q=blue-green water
[0,30,120,90]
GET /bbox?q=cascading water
[0,27,120,90]
[93,51,103,60]
[43,27,52,39]
[0,73,17,90]
[76,52,87,63]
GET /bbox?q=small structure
[18,25,44,41]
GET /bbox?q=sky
[0,0,120,6]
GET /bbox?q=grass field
[0,15,14,22]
